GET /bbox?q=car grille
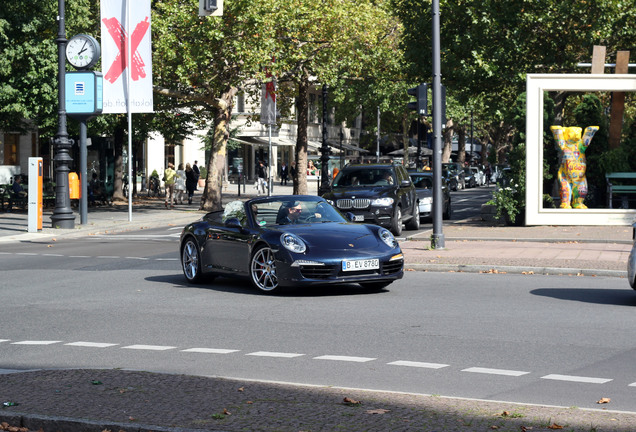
[299,264,336,279]
[336,198,370,209]
[383,259,403,275]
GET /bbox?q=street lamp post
[51,0,75,229]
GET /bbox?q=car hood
[325,186,394,200]
[276,222,388,251]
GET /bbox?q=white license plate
[354,215,364,222]
[342,258,380,272]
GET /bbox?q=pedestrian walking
[256,160,267,195]
[290,161,296,181]
[280,162,288,186]
[484,164,492,186]
[192,160,200,190]
[185,163,197,205]
[163,163,176,209]
[174,163,186,205]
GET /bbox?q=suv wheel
[390,206,403,236]
[405,202,420,230]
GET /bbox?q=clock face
[66,34,100,69]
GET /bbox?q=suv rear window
[334,168,395,187]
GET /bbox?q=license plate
[354,215,364,222]
[342,258,380,272]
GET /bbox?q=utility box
[28,157,43,232]
[69,172,80,199]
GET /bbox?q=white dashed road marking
[541,374,612,384]
[1,338,630,388]
[11,340,61,345]
[65,342,119,348]
[247,351,305,358]
[182,348,240,354]
[122,344,177,351]
[462,367,530,377]
[388,360,449,369]
[314,355,376,363]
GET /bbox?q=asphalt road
[2,229,636,412]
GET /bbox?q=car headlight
[371,197,394,207]
[421,197,433,205]
[281,233,307,253]
[378,228,398,248]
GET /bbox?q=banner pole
[126,0,133,221]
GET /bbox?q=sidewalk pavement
[2,185,636,432]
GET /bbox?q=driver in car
[278,201,323,225]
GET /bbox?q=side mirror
[400,179,412,188]
[225,217,243,229]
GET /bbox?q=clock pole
[51,0,75,229]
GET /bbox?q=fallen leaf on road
[238,387,244,392]
[223,408,231,415]
[597,397,611,404]
[547,424,563,430]
[343,397,361,406]
[366,408,390,414]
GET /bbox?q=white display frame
[525,74,636,226]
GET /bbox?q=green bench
[606,172,636,209]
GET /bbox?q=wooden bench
[606,172,636,209]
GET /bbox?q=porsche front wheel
[250,246,280,293]
[181,238,203,283]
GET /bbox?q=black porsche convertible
[179,195,404,293]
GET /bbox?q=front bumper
[275,253,404,287]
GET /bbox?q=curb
[405,263,628,278]
[0,412,223,432]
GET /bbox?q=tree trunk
[551,91,568,125]
[200,87,237,211]
[112,122,125,202]
[457,126,466,166]
[294,75,309,195]
[402,112,409,167]
[441,118,454,163]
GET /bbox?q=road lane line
[462,367,530,377]
[388,360,449,369]
[0,340,10,343]
[121,344,176,351]
[541,374,612,384]
[96,256,120,259]
[182,348,240,354]
[314,355,376,363]
[246,351,304,358]
[11,341,61,345]
[65,342,119,348]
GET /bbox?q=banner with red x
[100,0,153,113]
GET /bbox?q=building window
[3,133,19,165]
[236,92,245,113]
[309,93,317,123]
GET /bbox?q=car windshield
[333,168,394,187]
[411,175,432,189]
[247,197,347,227]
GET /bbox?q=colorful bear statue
[550,125,599,209]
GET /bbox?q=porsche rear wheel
[182,237,203,283]
[250,245,280,292]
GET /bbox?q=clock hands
[78,40,88,55]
